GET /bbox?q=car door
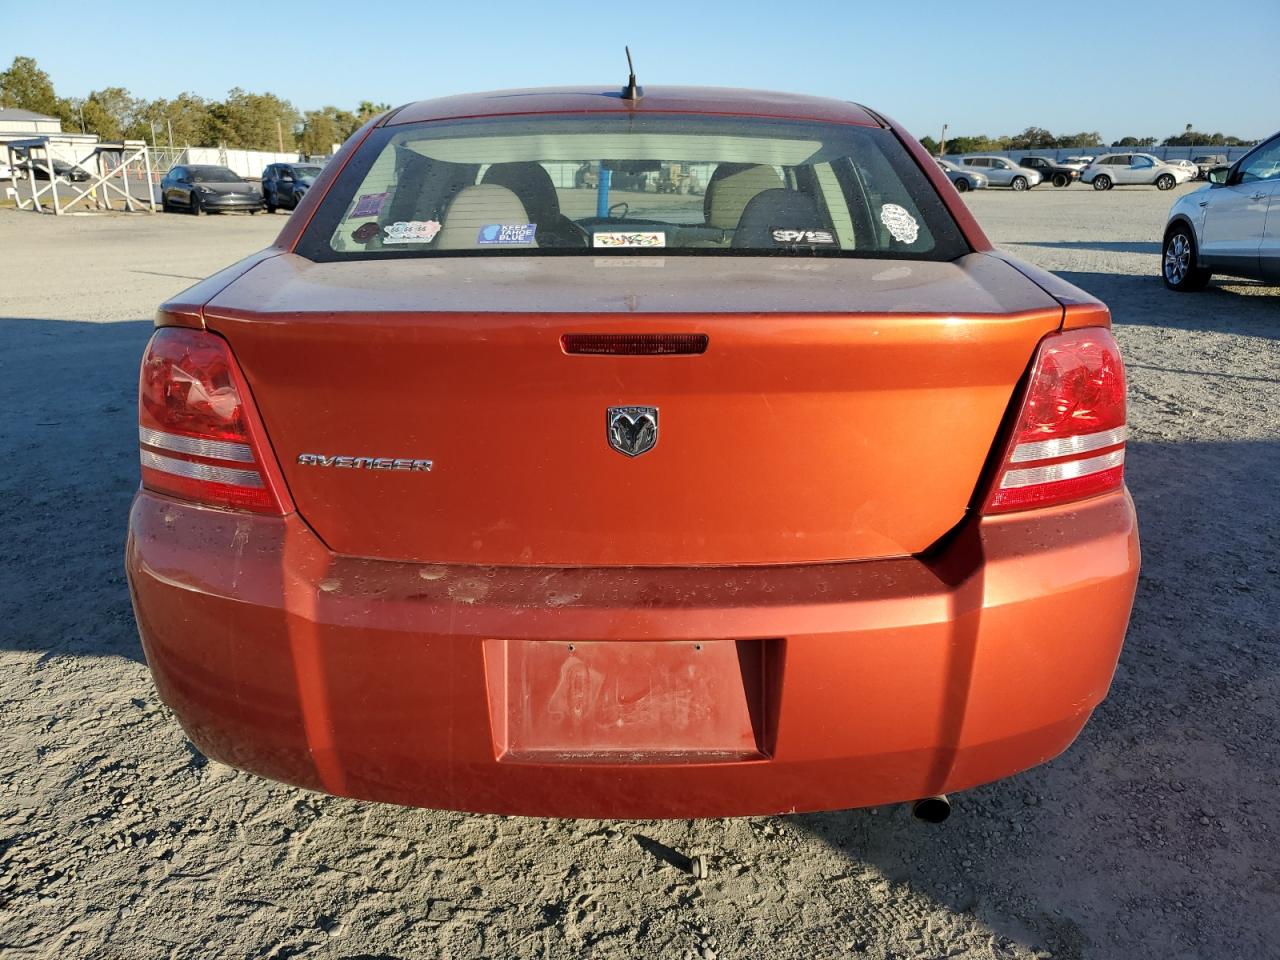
[986,159,1011,186]
[1125,156,1154,184]
[165,167,186,205]
[262,165,277,204]
[278,167,297,205]
[1201,136,1280,272]
[1245,137,1280,280]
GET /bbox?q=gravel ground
[1,186,1277,960]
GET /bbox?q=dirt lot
[1,186,1277,960]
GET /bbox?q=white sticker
[771,228,836,245]
[879,204,919,244]
[383,220,441,244]
[593,231,666,248]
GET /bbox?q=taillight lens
[137,328,284,514]
[984,327,1127,514]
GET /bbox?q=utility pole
[276,118,284,153]
[939,123,948,157]
[166,119,174,150]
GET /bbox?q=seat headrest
[434,184,536,250]
[732,189,827,249]
[481,162,560,225]
[703,164,784,230]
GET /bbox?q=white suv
[1162,132,1280,290]
[1081,153,1193,191]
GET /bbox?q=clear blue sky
[3,0,1276,142]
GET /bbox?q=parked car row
[158,161,327,215]
[938,152,1199,193]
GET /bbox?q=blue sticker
[477,223,537,245]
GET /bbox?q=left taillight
[137,327,285,514]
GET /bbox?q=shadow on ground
[1010,240,1162,255]
[0,317,152,661]
[1057,270,1280,339]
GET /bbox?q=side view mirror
[1207,166,1231,186]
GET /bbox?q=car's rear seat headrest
[704,164,784,230]
[435,184,537,250]
[732,189,827,249]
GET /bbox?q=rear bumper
[126,490,1139,818]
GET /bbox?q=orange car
[126,86,1139,819]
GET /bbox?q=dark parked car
[1191,154,1228,180]
[15,158,91,182]
[1018,156,1081,188]
[262,162,325,212]
[160,164,264,215]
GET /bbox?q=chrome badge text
[297,454,433,472]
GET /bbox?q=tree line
[0,55,386,156]
[3,57,1259,157]
[920,124,1255,155]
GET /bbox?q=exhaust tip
[911,795,951,824]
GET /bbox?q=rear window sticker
[351,192,388,218]
[771,228,836,245]
[592,231,666,248]
[351,222,380,242]
[383,220,442,244]
[879,204,920,244]
[477,223,537,244]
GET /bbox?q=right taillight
[984,327,1127,514]
[137,327,285,514]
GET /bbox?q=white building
[0,108,100,165]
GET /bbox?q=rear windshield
[296,114,968,261]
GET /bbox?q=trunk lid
[205,253,1062,566]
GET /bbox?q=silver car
[1162,130,1280,290]
[935,158,988,193]
[959,156,1042,191]
[1080,153,1194,191]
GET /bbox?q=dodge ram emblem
[607,406,658,457]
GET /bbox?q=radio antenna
[621,46,643,101]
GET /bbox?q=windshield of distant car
[292,166,323,178]
[298,114,969,261]
[188,166,242,183]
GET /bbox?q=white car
[958,156,1042,191]
[1164,159,1199,177]
[1162,131,1280,290]
[1080,153,1194,191]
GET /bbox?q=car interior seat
[481,162,585,247]
[435,184,538,250]
[731,189,830,249]
[703,164,785,230]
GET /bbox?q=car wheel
[190,194,203,216]
[954,178,970,193]
[1162,226,1211,292]
[1156,173,1176,191]
[1011,176,1028,192]
[1052,173,1069,188]
[1092,175,1112,191]
[161,196,172,213]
